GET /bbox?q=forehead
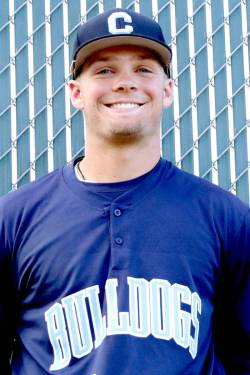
[84,44,163,66]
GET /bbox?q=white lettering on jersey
[150,279,173,340]
[108,12,133,34]
[45,303,71,371]
[45,277,202,371]
[189,291,202,358]
[106,278,130,335]
[85,285,106,349]
[128,277,150,337]
[172,283,192,349]
[61,289,93,358]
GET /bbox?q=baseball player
[0,8,250,375]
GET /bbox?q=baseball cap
[71,8,172,79]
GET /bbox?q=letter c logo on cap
[108,12,133,34]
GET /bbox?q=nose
[112,72,137,92]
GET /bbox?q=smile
[105,102,144,109]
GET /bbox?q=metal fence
[0,0,250,203]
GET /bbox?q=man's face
[70,45,173,144]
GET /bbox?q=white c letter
[108,12,133,34]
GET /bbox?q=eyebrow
[89,53,159,64]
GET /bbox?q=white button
[115,237,123,245]
[114,208,122,217]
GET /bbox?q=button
[100,209,107,217]
[114,208,122,217]
[115,237,123,245]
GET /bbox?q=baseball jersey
[0,157,250,374]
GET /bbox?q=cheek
[145,81,165,100]
[88,88,107,107]
[81,79,105,102]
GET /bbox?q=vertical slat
[211,0,230,191]
[175,0,193,173]
[170,0,181,168]
[134,0,140,13]
[9,0,17,190]
[45,0,54,172]
[50,1,66,169]
[32,0,48,178]
[99,0,104,13]
[80,0,87,153]
[15,2,30,187]
[116,0,122,8]
[63,0,72,163]
[80,0,87,23]
[228,1,247,201]
[0,2,12,195]
[158,1,175,163]
[191,3,211,181]
[68,0,84,161]
[241,0,250,201]
[223,0,236,194]
[27,0,35,181]
[187,0,199,176]
[206,0,218,185]
[151,0,162,154]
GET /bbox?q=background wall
[0,0,249,203]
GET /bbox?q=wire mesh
[0,0,249,203]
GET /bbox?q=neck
[79,137,161,183]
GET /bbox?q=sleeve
[213,207,250,374]
[0,201,16,374]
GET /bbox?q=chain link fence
[0,0,250,203]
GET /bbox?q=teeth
[109,103,141,109]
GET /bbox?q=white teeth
[109,103,140,109]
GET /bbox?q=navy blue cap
[71,8,172,78]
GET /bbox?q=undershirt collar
[63,157,172,208]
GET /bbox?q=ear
[68,79,85,110]
[162,78,173,109]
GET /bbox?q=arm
[213,208,250,374]
[0,202,15,374]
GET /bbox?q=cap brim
[72,35,172,77]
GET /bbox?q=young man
[0,8,249,375]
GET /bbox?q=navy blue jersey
[0,158,250,374]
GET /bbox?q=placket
[109,202,130,270]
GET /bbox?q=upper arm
[0,203,16,373]
[213,208,250,373]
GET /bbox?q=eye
[96,67,113,75]
[137,66,153,74]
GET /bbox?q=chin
[110,122,144,135]
[107,127,143,144]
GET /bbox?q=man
[0,8,249,375]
